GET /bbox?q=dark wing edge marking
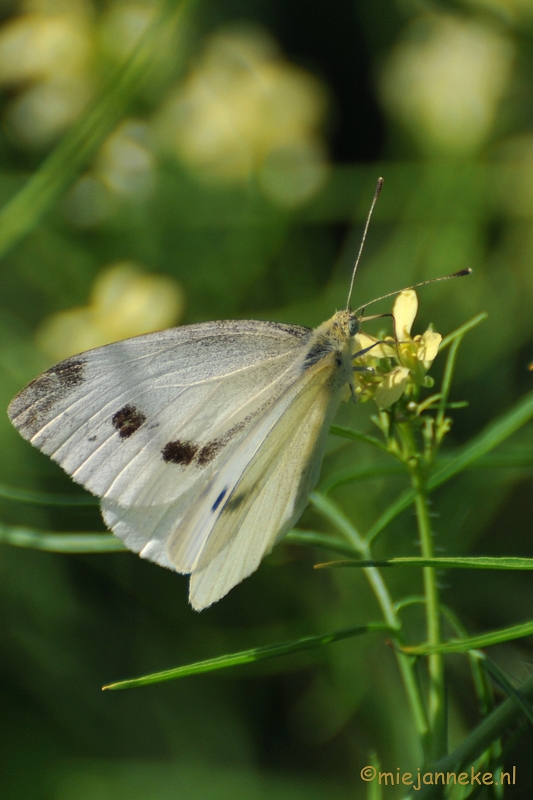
[7,356,87,439]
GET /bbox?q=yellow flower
[0,0,175,150]
[0,0,95,147]
[353,289,442,409]
[64,117,157,227]
[379,13,514,157]
[36,262,185,360]
[95,119,155,197]
[371,366,411,409]
[155,25,329,207]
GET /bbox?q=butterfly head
[301,310,361,374]
[329,309,360,340]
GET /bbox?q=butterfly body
[8,309,360,609]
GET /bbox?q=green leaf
[403,619,533,655]
[0,524,124,552]
[314,556,533,571]
[0,524,358,558]
[329,424,390,453]
[103,622,391,690]
[0,482,98,506]
[468,448,533,469]
[440,607,496,718]
[411,672,533,797]
[283,529,358,557]
[482,657,533,728]
[438,312,488,351]
[310,491,366,554]
[429,389,533,489]
[320,463,404,493]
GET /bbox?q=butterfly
[7,180,468,610]
[8,306,371,608]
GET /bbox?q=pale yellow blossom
[64,118,157,226]
[379,13,514,156]
[36,262,184,360]
[0,2,92,84]
[373,367,411,410]
[353,290,442,409]
[392,290,442,382]
[0,0,172,149]
[393,289,417,340]
[95,119,155,198]
[155,25,329,207]
[0,0,95,147]
[416,329,441,365]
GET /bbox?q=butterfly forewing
[9,309,358,610]
[8,321,311,507]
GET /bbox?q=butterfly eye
[348,317,359,336]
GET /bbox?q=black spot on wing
[197,439,223,466]
[162,439,199,465]
[162,406,268,470]
[196,419,248,466]
[8,356,86,438]
[112,405,147,439]
[164,421,246,469]
[212,488,228,512]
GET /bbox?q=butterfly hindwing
[188,357,344,609]
[102,351,346,609]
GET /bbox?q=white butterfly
[8,180,464,610]
[8,310,364,610]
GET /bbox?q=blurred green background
[1,0,533,797]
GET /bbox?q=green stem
[310,492,429,753]
[362,560,430,754]
[408,671,533,799]
[411,463,447,761]
[393,415,446,761]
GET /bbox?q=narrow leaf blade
[103,623,391,690]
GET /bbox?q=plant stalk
[412,463,447,761]
[310,492,429,754]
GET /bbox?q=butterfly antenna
[346,177,384,311]
[353,268,472,316]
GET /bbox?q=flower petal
[393,289,418,339]
[353,333,396,360]
[374,367,410,408]
[417,329,442,364]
